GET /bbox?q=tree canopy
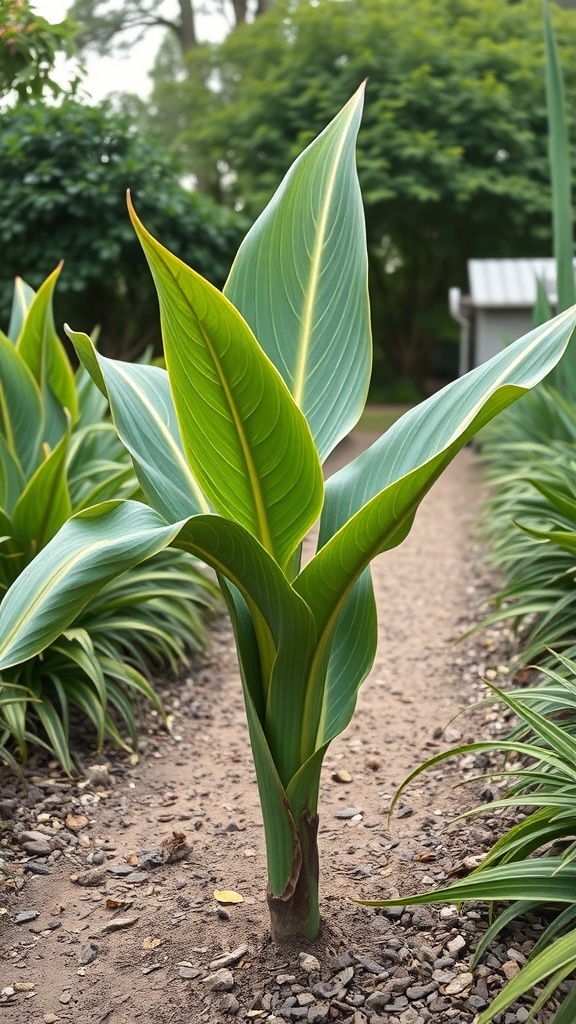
[68,0,270,56]
[148,0,576,390]
[0,99,244,356]
[0,0,75,100]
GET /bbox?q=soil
[0,437,552,1023]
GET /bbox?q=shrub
[0,270,217,772]
[0,99,244,359]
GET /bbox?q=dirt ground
[0,438,545,1024]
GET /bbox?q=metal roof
[468,258,562,308]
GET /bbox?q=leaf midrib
[292,101,358,409]
[166,265,275,557]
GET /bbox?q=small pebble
[219,993,240,1014]
[178,966,200,980]
[15,911,39,924]
[443,972,473,995]
[334,807,363,819]
[80,943,99,965]
[446,935,466,955]
[202,968,234,992]
[299,952,320,972]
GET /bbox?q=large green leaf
[11,424,72,553]
[67,329,210,521]
[128,199,324,570]
[317,569,377,747]
[0,330,43,476]
[359,857,576,907]
[222,577,298,898]
[0,504,316,784]
[16,264,78,431]
[7,277,35,344]
[0,434,25,515]
[293,308,576,758]
[173,520,317,786]
[0,501,184,669]
[224,85,371,463]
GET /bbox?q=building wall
[475,309,534,366]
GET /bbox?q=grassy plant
[478,415,576,665]
[0,86,574,940]
[473,0,576,721]
[0,273,216,772]
[361,653,576,1021]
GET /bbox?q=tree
[68,0,269,57]
[0,0,75,99]
[0,99,244,356]
[150,0,576,392]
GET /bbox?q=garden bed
[0,445,554,1024]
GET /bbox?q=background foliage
[141,0,576,393]
[0,99,244,358]
[0,0,75,100]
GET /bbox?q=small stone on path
[334,807,363,819]
[15,911,39,924]
[299,953,320,972]
[202,968,234,992]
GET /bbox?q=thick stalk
[267,810,320,942]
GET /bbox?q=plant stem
[267,810,320,942]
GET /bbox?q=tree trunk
[231,0,248,25]
[177,0,197,51]
[266,810,320,942]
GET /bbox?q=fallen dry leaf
[142,936,162,950]
[213,889,244,905]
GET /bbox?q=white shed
[449,258,563,375]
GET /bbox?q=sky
[32,0,223,102]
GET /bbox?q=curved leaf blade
[12,423,72,551]
[317,569,377,746]
[297,307,576,640]
[0,500,317,792]
[225,84,371,463]
[128,199,324,569]
[0,330,44,476]
[7,277,35,344]
[16,264,78,427]
[359,858,576,907]
[67,329,210,521]
[477,929,576,1023]
[0,501,183,670]
[290,307,576,759]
